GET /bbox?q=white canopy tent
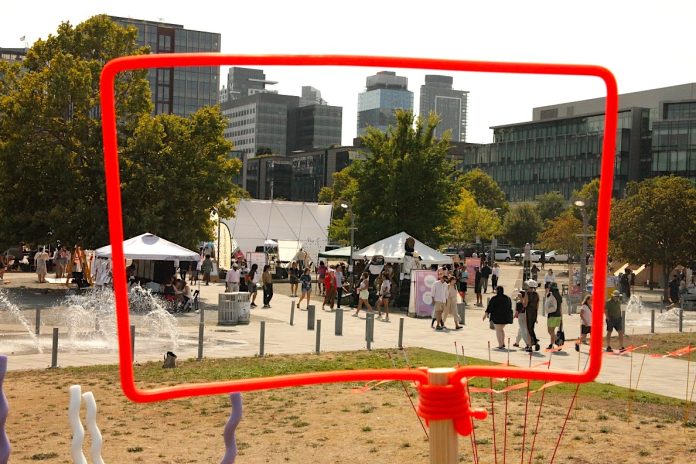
[352,231,453,266]
[95,233,200,261]
[223,199,332,266]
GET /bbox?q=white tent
[223,199,332,266]
[352,232,453,265]
[95,233,200,261]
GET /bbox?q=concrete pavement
[1,266,695,400]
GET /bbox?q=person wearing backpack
[456,263,468,305]
[545,282,563,350]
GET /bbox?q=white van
[494,249,512,262]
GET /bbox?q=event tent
[95,233,200,261]
[352,232,452,265]
[318,246,352,259]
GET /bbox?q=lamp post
[574,200,588,298]
[340,202,355,291]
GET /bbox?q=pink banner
[413,270,438,317]
[465,257,481,287]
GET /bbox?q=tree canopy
[445,188,502,244]
[460,168,508,214]
[535,191,567,223]
[538,210,589,255]
[572,178,600,227]
[502,203,543,247]
[0,15,240,250]
[611,176,696,300]
[351,110,458,247]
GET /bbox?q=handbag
[555,319,565,346]
[489,319,495,330]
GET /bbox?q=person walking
[353,272,372,317]
[474,267,483,306]
[432,272,449,330]
[201,254,213,286]
[669,274,681,306]
[248,264,259,308]
[513,290,530,349]
[575,294,592,351]
[317,261,327,296]
[261,264,273,308]
[35,247,49,283]
[545,282,563,350]
[322,267,337,311]
[540,251,546,270]
[444,276,463,330]
[605,290,625,352]
[288,261,300,298]
[523,280,541,352]
[178,260,190,282]
[491,263,500,291]
[483,286,513,349]
[457,263,468,305]
[376,271,391,321]
[335,264,345,309]
[544,268,555,290]
[481,262,492,293]
[531,264,539,282]
[225,263,240,292]
[190,256,201,284]
[297,267,312,310]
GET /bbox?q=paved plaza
[1,264,695,400]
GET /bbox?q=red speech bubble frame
[100,55,617,403]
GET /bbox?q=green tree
[353,110,457,247]
[460,168,508,214]
[319,167,358,245]
[502,203,543,247]
[535,191,567,223]
[611,176,696,301]
[538,210,591,254]
[446,188,502,243]
[572,178,600,227]
[0,16,240,250]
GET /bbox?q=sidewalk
[0,268,693,400]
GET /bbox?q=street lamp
[340,201,355,293]
[574,199,588,299]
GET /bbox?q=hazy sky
[3,0,695,144]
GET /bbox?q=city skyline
[3,1,696,145]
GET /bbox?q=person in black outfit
[523,279,541,352]
[669,275,681,305]
[474,267,483,306]
[483,286,513,349]
[481,263,492,293]
[179,260,190,281]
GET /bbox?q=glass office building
[292,104,343,151]
[357,71,413,136]
[651,101,696,183]
[419,75,469,142]
[109,16,221,117]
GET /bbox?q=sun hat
[612,290,621,297]
[526,279,538,288]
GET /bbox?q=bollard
[621,310,626,333]
[51,328,59,368]
[315,320,321,354]
[259,321,265,357]
[290,301,295,326]
[398,317,404,350]
[365,313,374,350]
[130,325,135,363]
[35,307,41,336]
[679,309,683,333]
[335,305,343,336]
[457,302,465,326]
[197,322,204,361]
[307,305,315,331]
[649,308,655,333]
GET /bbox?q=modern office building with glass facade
[291,104,342,152]
[357,71,413,136]
[109,16,220,117]
[419,75,469,142]
[459,83,696,201]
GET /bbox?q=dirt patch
[3,365,696,463]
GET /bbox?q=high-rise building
[0,47,26,65]
[219,67,278,103]
[357,71,413,136]
[419,75,469,142]
[300,86,326,107]
[291,104,342,152]
[109,16,220,117]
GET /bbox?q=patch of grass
[597,413,609,420]
[609,332,696,360]
[293,420,309,428]
[30,452,59,460]
[127,447,144,453]
[599,426,610,434]
[639,450,650,456]
[362,426,372,432]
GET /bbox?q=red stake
[462,346,480,464]
[528,353,553,464]
[549,356,589,463]
[503,338,510,464]
[519,350,533,464]
[387,351,428,440]
[488,341,498,464]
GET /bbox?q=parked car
[493,249,512,262]
[546,250,569,263]
[514,250,544,262]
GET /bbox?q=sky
[3,0,695,145]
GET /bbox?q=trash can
[218,292,251,326]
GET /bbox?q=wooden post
[457,302,465,326]
[679,309,684,333]
[197,321,204,361]
[50,328,59,368]
[651,309,655,334]
[398,317,404,350]
[307,305,315,331]
[290,301,295,326]
[428,367,458,464]
[259,321,265,357]
[130,325,135,363]
[315,320,321,354]
[366,313,373,350]
[35,307,41,336]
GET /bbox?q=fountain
[0,290,43,354]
